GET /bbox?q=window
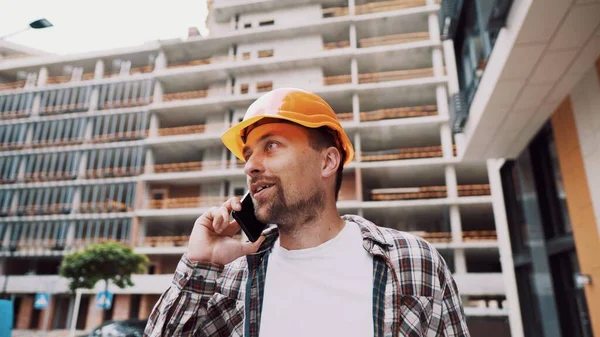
[234,187,245,197]
[240,84,249,94]
[243,23,252,29]
[258,49,274,58]
[242,52,251,60]
[256,81,273,93]
[259,20,274,26]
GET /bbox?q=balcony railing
[359,68,434,84]
[0,81,26,91]
[149,195,238,209]
[408,230,497,242]
[358,32,430,48]
[158,124,209,136]
[143,235,190,247]
[0,142,26,151]
[163,90,208,101]
[84,167,141,179]
[79,201,132,213]
[362,145,444,161]
[324,74,352,86]
[370,184,490,200]
[29,138,84,148]
[322,0,426,18]
[153,160,223,173]
[167,56,229,69]
[360,105,438,121]
[323,41,351,50]
[355,0,426,15]
[90,130,148,143]
[46,73,95,85]
[16,204,72,216]
[23,171,77,183]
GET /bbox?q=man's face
[242,122,326,228]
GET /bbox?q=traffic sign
[95,291,113,310]
[34,293,50,310]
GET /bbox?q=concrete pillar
[353,132,361,162]
[487,158,524,337]
[139,295,160,319]
[155,50,167,70]
[432,48,445,77]
[428,13,441,41]
[349,24,357,49]
[450,205,467,274]
[94,60,105,79]
[17,159,26,181]
[130,217,141,247]
[440,124,454,158]
[85,297,103,330]
[144,148,155,174]
[112,295,131,321]
[88,87,100,112]
[65,221,76,250]
[348,0,355,15]
[31,93,41,117]
[445,165,458,199]
[351,58,358,85]
[442,40,460,95]
[149,113,159,138]
[352,93,360,122]
[16,295,34,329]
[37,67,48,87]
[78,151,88,179]
[152,81,163,103]
[38,296,55,330]
[71,188,82,214]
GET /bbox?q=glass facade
[500,122,593,337]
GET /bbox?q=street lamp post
[0,19,53,40]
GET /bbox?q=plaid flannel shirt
[144,215,470,337]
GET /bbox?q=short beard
[255,184,326,235]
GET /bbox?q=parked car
[80,319,148,337]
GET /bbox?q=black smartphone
[231,191,268,242]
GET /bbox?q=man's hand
[187,197,265,265]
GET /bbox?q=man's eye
[266,141,278,150]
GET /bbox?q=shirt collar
[252,214,393,256]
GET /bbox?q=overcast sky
[0,0,209,55]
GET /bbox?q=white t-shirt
[259,221,374,337]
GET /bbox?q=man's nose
[243,153,264,177]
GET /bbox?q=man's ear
[321,147,341,179]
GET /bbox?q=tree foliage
[59,242,149,293]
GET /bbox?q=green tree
[59,242,149,295]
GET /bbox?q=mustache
[248,176,280,185]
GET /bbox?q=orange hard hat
[221,88,354,166]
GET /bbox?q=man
[144,88,470,337]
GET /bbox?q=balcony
[166,56,229,70]
[153,160,227,174]
[358,32,429,48]
[362,145,444,162]
[162,89,208,101]
[323,0,426,18]
[370,184,491,201]
[79,201,132,213]
[23,171,77,183]
[84,167,141,179]
[45,73,95,85]
[360,105,437,122]
[0,80,26,91]
[359,68,434,84]
[90,130,148,143]
[15,204,72,216]
[407,230,497,243]
[149,195,232,209]
[0,92,34,120]
[157,124,210,137]
[323,40,351,51]
[30,138,84,148]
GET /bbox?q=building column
[352,93,360,122]
[348,0,355,15]
[428,13,441,41]
[149,113,159,138]
[85,297,103,330]
[138,295,160,320]
[94,60,104,80]
[351,58,358,85]
[112,295,132,321]
[154,50,167,71]
[152,81,163,104]
[144,148,155,174]
[36,67,48,87]
[30,92,41,117]
[487,158,524,337]
[449,205,466,274]
[16,295,34,329]
[349,24,357,49]
[130,217,141,247]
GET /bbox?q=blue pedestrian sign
[96,291,113,310]
[34,293,50,310]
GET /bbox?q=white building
[0,0,515,334]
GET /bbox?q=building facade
[444,0,600,336]
[0,0,516,335]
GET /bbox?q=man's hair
[307,127,346,201]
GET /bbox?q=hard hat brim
[221,114,354,166]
